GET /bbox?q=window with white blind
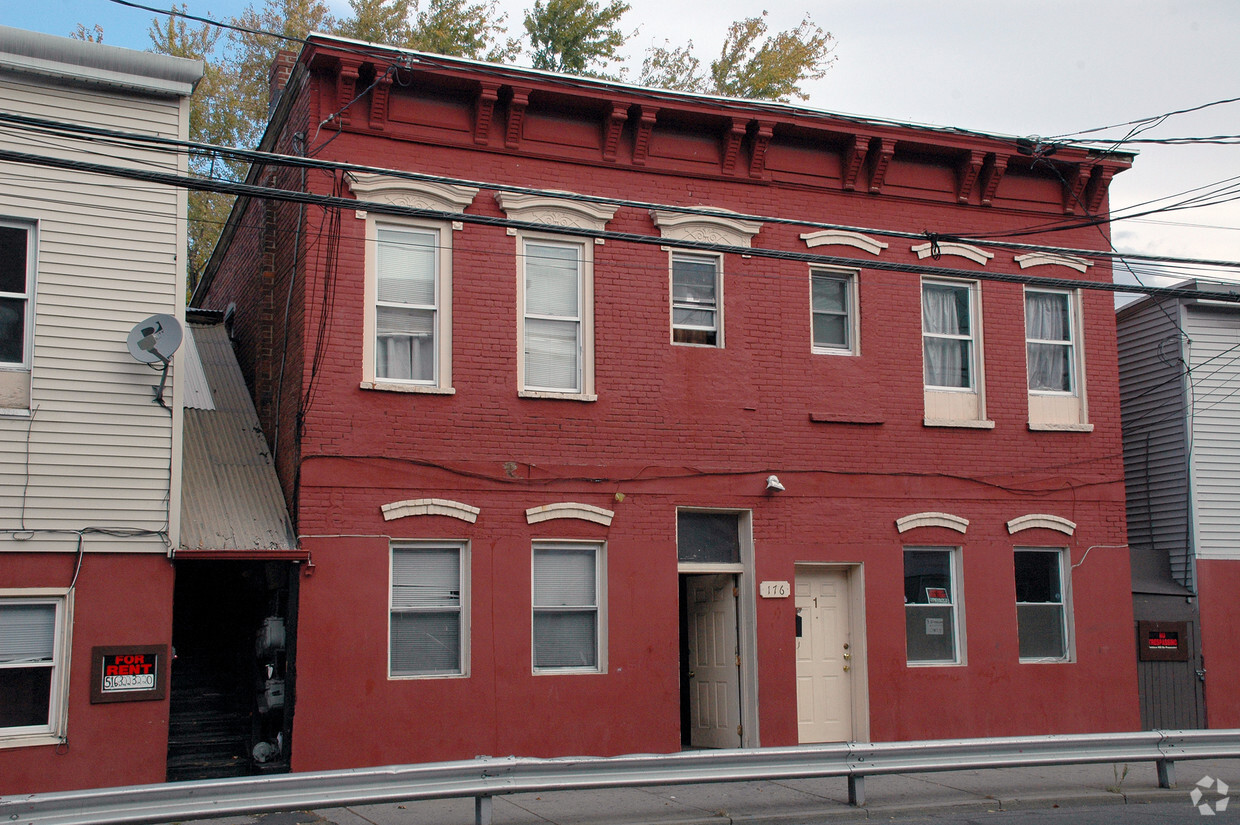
[671,253,721,346]
[532,542,605,673]
[363,219,453,392]
[390,542,468,678]
[0,594,68,741]
[520,238,594,397]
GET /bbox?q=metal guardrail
[3,729,1239,825]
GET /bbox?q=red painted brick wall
[199,44,1137,771]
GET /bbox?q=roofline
[0,25,202,97]
[304,31,1134,161]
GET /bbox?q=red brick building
[195,35,1138,773]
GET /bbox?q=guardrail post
[1157,759,1176,789]
[475,793,493,825]
[848,774,866,806]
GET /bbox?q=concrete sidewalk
[177,759,1240,825]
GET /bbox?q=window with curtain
[532,542,602,672]
[524,241,582,392]
[922,281,975,389]
[375,226,439,383]
[0,599,60,733]
[1014,550,1069,661]
[811,270,854,352]
[1025,290,1075,393]
[672,254,720,346]
[904,549,960,664]
[390,543,466,677]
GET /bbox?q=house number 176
[759,581,791,598]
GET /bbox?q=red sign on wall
[90,645,167,704]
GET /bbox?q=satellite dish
[126,314,183,364]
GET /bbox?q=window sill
[811,347,857,357]
[361,381,455,395]
[1027,422,1094,432]
[519,390,597,402]
[1018,657,1073,664]
[906,660,965,668]
[0,407,31,418]
[533,667,605,675]
[923,418,995,429]
[0,732,61,750]
[389,672,469,680]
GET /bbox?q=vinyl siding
[1185,304,1240,561]
[0,70,188,551]
[1118,299,1193,589]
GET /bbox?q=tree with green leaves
[523,0,630,76]
[641,12,835,102]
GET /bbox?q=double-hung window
[922,279,989,426]
[1025,288,1088,429]
[375,226,441,384]
[0,593,68,742]
[811,269,856,354]
[671,253,721,346]
[532,542,604,672]
[390,542,468,677]
[522,240,587,395]
[904,548,962,664]
[0,222,32,367]
[1014,549,1070,661]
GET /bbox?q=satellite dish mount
[126,314,184,409]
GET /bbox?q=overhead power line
[3,111,1240,277]
[2,143,1238,305]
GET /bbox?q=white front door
[795,567,854,743]
[686,574,742,748]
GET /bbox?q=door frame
[794,562,870,742]
[677,508,759,748]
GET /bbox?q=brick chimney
[268,50,298,115]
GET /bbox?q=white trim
[810,267,859,356]
[512,231,596,397]
[896,512,969,533]
[388,541,470,679]
[495,192,618,231]
[347,173,479,212]
[800,230,887,255]
[531,540,607,675]
[0,588,71,747]
[670,251,724,347]
[1014,252,1092,273]
[526,503,615,526]
[381,499,480,523]
[1014,547,1073,663]
[1007,514,1077,536]
[903,547,965,667]
[911,242,994,265]
[651,209,762,248]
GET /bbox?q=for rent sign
[90,645,167,703]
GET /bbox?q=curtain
[922,284,971,388]
[376,227,437,382]
[1026,292,1072,392]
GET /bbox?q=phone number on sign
[103,674,155,691]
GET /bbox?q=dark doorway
[167,560,298,781]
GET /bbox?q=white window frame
[531,540,606,674]
[810,267,858,355]
[516,234,596,399]
[670,252,723,347]
[921,278,991,428]
[1024,288,1090,431]
[0,589,71,748]
[388,541,469,679]
[903,547,965,666]
[361,217,455,394]
[1014,548,1073,663]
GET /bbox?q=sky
[7,0,1240,284]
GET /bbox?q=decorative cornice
[957,150,985,203]
[496,191,618,231]
[650,209,762,248]
[633,106,658,165]
[526,502,615,526]
[1086,165,1117,214]
[602,101,628,161]
[1007,514,1077,536]
[1014,252,1092,274]
[381,499,480,523]
[368,70,392,131]
[896,512,969,534]
[800,230,888,256]
[336,58,362,127]
[749,120,775,178]
[505,87,529,149]
[980,153,1008,206]
[474,82,500,145]
[868,138,895,194]
[911,241,994,265]
[347,173,479,213]
[722,118,746,175]
[1063,165,1090,215]
[842,134,870,191]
